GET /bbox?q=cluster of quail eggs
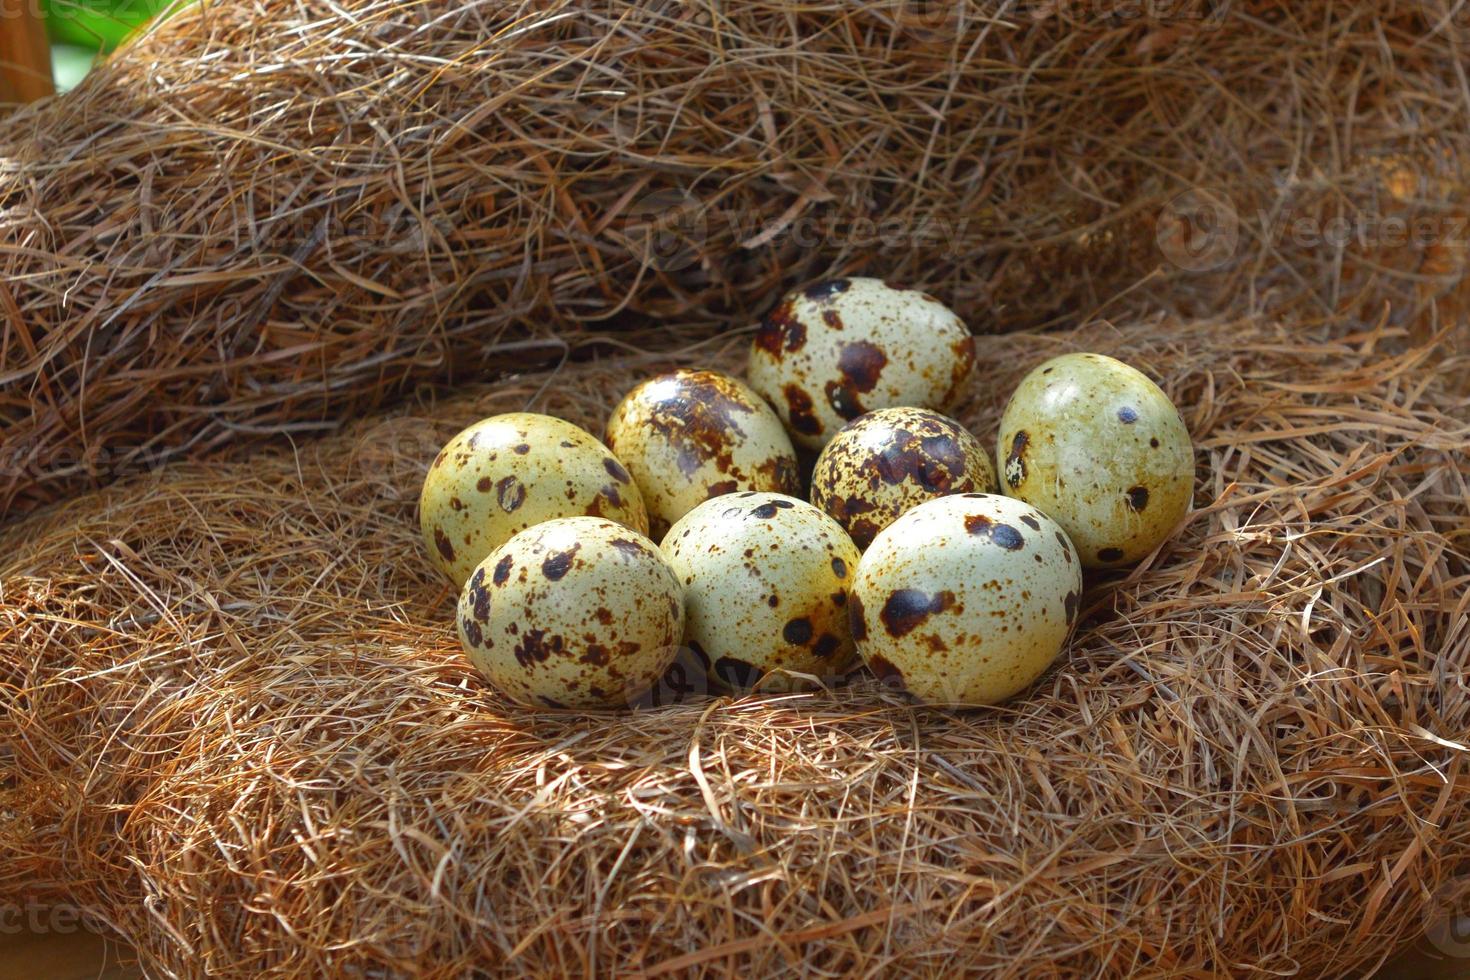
[418,277,1195,710]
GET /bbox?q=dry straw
[2,0,1469,518]
[2,315,1467,976]
[3,0,1470,974]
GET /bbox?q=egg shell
[810,407,998,549]
[747,277,976,449]
[849,493,1082,706]
[605,369,801,540]
[419,413,648,587]
[456,517,683,709]
[661,491,862,690]
[997,353,1194,568]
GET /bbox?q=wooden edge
[0,3,56,103]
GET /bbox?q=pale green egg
[997,353,1194,568]
[419,412,647,586]
[456,517,682,709]
[849,493,1082,706]
[605,370,800,541]
[661,492,861,690]
[748,277,976,450]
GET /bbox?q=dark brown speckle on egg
[782,617,813,645]
[879,588,957,637]
[493,554,513,585]
[714,656,762,689]
[849,592,868,641]
[804,278,851,301]
[755,300,807,356]
[866,654,906,690]
[495,475,525,513]
[541,545,579,581]
[462,618,483,647]
[603,457,631,483]
[783,384,822,436]
[1004,430,1030,488]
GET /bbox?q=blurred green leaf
[42,0,185,52]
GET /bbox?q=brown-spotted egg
[605,369,801,540]
[810,407,998,549]
[849,493,1082,706]
[456,517,683,709]
[997,353,1193,568]
[420,413,648,586]
[661,492,861,690]
[747,277,976,449]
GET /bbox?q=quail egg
[849,493,1082,706]
[456,517,683,709]
[810,407,998,549]
[747,277,976,449]
[661,492,862,690]
[420,413,648,586]
[605,369,801,539]
[997,353,1193,568]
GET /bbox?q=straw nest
[3,0,1470,518]
[3,315,1467,976]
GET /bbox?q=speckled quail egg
[747,277,976,449]
[997,353,1194,568]
[661,492,862,690]
[420,413,648,587]
[849,493,1083,706]
[810,407,998,549]
[605,369,801,540]
[456,517,683,709]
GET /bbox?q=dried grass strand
[3,0,1470,518]
[0,315,1466,976]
